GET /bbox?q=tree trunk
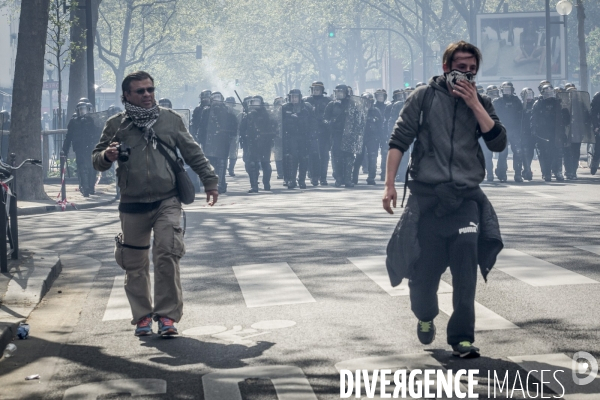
[67,0,101,119]
[577,0,588,92]
[9,0,51,200]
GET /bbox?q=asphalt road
[2,161,600,400]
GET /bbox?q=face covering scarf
[444,70,476,90]
[124,101,160,148]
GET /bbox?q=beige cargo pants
[115,196,185,325]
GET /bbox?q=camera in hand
[116,143,131,162]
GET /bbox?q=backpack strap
[401,86,435,207]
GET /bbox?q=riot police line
[38,79,600,199]
[185,83,421,194]
[478,81,600,183]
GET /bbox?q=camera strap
[153,135,184,174]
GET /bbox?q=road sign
[43,81,59,90]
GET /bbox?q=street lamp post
[46,63,55,116]
[546,0,573,82]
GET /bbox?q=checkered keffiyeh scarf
[124,101,160,148]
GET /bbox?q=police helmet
[225,96,236,105]
[500,82,514,96]
[541,84,555,99]
[334,84,349,100]
[361,92,374,107]
[392,89,403,102]
[347,86,354,96]
[288,89,302,104]
[79,97,90,103]
[273,97,285,107]
[249,95,264,107]
[158,98,172,108]
[374,88,387,103]
[415,82,426,88]
[310,81,325,96]
[538,80,550,94]
[76,102,89,117]
[476,85,485,94]
[404,87,415,99]
[107,105,122,115]
[486,85,500,98]
[211,92,224,102]
[0,110,10,123]
[520,88,535,103]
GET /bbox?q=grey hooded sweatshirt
[389,75,507,187]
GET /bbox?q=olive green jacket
[92,107,218,203]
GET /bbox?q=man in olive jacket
[92,71,218,337]
[382,42,506,359]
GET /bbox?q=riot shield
[174,109,191,131]
[227,104,243,159]
[203,101,240,159]
[87,111,112,143]
[570,91,593,144]
[342,95,368,153]
[271,105,284,162]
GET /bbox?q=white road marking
[495,249,598,286]
[348,256,452,296]
[232,263,315,307]
[438,293,519,331]
[202,366,317,400]
[575,245,600,257]
[251,320,297,330]
[349,256,517,330]
[102,273,154,321]
[63,379,166,399]
[508,353,600,400]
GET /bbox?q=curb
[0,248,62,356]
[17,195,119,216]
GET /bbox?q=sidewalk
[17,183,119,216]
[0,247,61,357]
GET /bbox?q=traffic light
[327,24,336,38]
[235,79,239,86]
[403,70,411,88]
[196,45,202,59]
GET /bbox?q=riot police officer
[191,89,212,145]
[282,89,315,189]
[226,96,241,177]
[493,82,523,182]
[62,102,97,196]
[158,98,172,108]
[531,84,570,181]
[520,88,536,180]
[201,92,238,193]
[486,85,500,101]
[239,96,276,192]
[561,84,592,180]
[272,97,285,180]
[324,84,364,188]
[353,93,382,185]
[305,81,331,186]
[374,88,388,181]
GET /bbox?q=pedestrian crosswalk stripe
[232,263,316,308]
[438,293,518,331]
[575,245,600,258]
[348,256,452,296]
[508,353,600,400]
[102,274,154,321]
[494,249,598,286]
[348,256,517,331]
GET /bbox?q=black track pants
[409,200,480,345]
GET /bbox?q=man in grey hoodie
[382,41,507,358]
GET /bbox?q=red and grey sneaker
[135,314,153,336]
[157,316,179,337]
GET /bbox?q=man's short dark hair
[121,71,154,103]
[442,41,483,73]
